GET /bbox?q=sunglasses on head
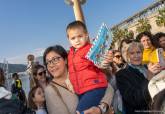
[37,70,46,76]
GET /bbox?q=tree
[122,29,134,39]
[112,28,123,41]
[112,28,134,41]
[111,28,134,48]
[156,8,165,27]
[136,18,152,33]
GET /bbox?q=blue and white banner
[86,23,113,67]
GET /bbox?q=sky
[0,0,155,64]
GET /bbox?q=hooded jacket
[0,86,12,99]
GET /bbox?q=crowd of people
[0,21,165,114]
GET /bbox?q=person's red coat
[68,43,108,94]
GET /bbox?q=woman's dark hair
[43,45,68,69]
[119,38,134,52]
[151,89,165,114]
[153,32,165,48]
[32,64,45,76]
[135,31,155,46]
[32,64,47,86]
[0,67,5,85]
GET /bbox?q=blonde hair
[126,42,143,62]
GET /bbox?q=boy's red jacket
[68,43,108,94]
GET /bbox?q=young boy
[66,21,108,113]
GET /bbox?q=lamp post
[65,0,86,23]
[26,54,36,89]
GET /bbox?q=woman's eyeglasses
[46,56,62,66]
[115,55,122,59]
[37,70,46,76]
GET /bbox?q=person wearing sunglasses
[113,50,125,72]
[32,64,49,89]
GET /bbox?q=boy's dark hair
[66,21,88,36]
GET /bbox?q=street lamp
[65,0,86,23]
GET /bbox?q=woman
[116,42,161,114]
[43,45,114,114]
[113,50,125,71]
[153,32,165,57]
[152,32,165,50]
[119,38,134,62]
[136,31,158,65]
[32,64,49,89]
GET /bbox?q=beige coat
[45,83,114,114]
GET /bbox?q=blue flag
[86,23,113,67]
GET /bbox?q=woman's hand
[76,107,101,114]
[77,106,115,114]
[83,106,101,114]
[147,63,161,80]
[148,63,161,74]
[99,50,113,69]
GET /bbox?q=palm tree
[112,28,134,41]
[156,8,165,27]
[111,28,134,48]
[112,28,125,41]
[136,18,152,33]
[128,30,134,38]
[123,29,134,39]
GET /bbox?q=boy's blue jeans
[76,87,106,113]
